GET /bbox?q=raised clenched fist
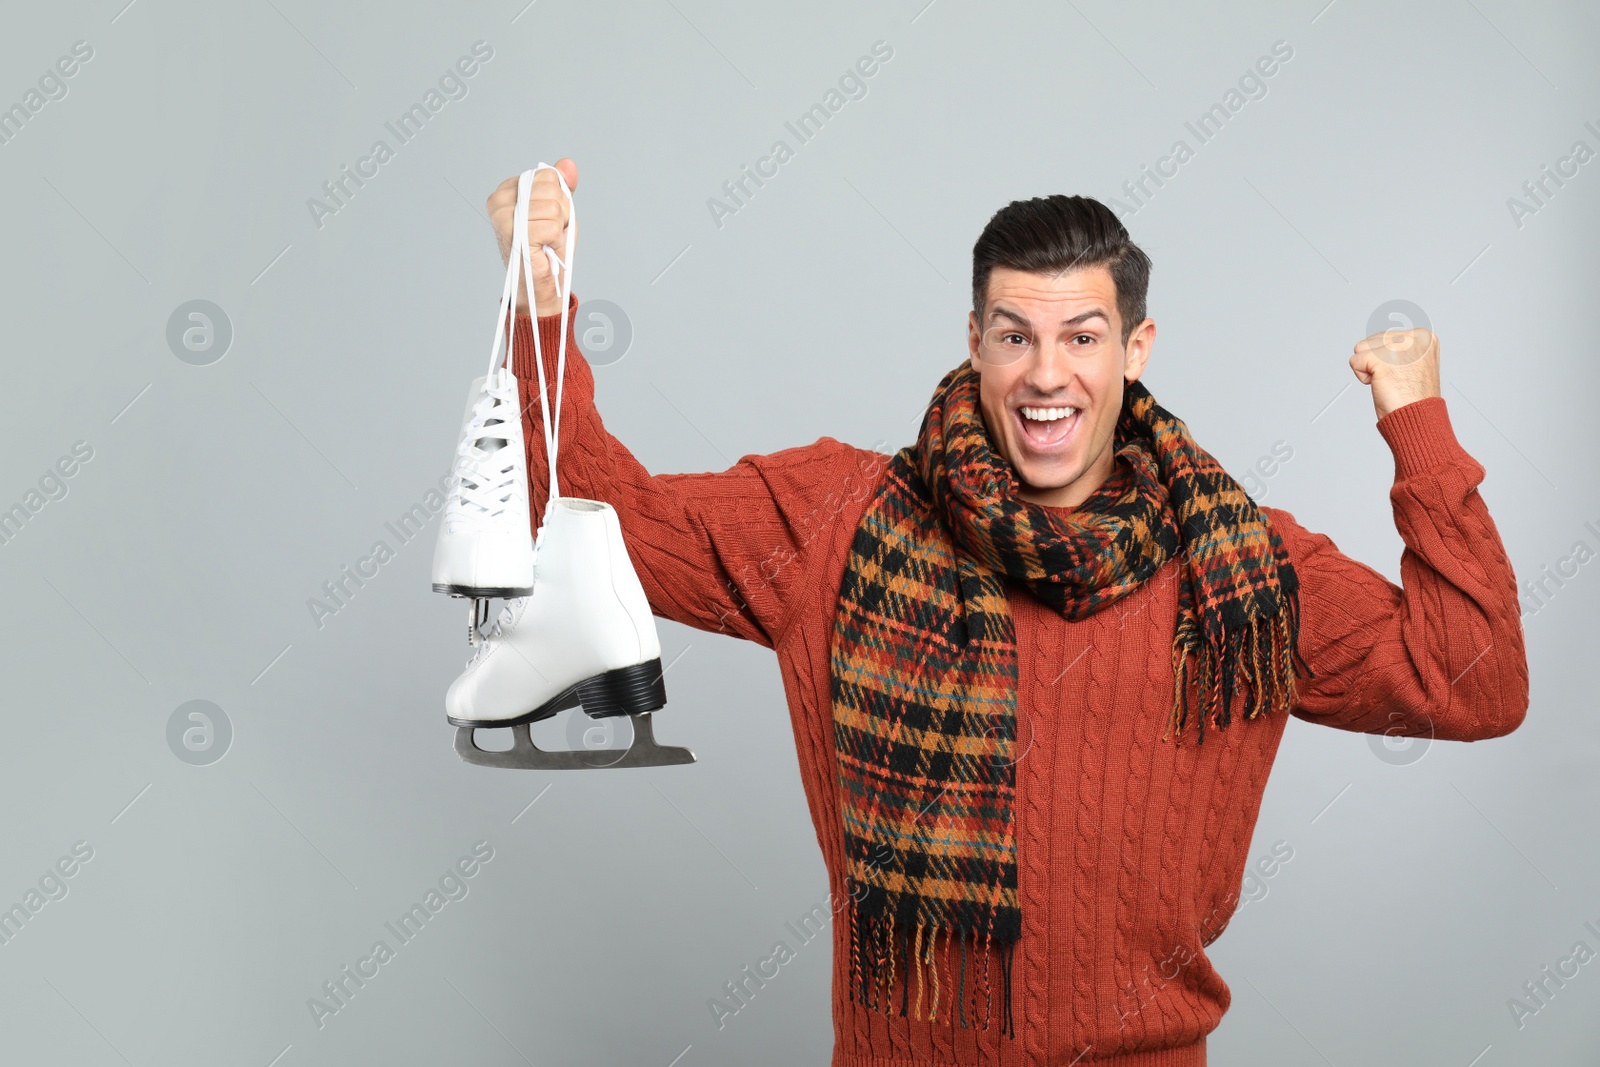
[1350,327,1442,422]
[487,158,577,317]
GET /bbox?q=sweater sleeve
[1262,396,1529,741]
[509,293,885,651]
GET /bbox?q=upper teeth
[1020,406,1078,421]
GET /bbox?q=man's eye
[1002,333,1029,346]
[1072,334,1096,346]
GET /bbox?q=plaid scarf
[828,361,1312,1036]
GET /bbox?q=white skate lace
[444,369,524,529]
[515,163,576,504]
[445,164,575,531]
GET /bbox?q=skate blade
[454,713,696,770]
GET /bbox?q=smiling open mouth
[1015,404,1080,451]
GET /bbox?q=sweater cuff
[1374,395,1471,480]
[510,291,580,380]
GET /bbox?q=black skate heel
[577,658,668,719]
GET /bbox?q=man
[480,158,1528,1066]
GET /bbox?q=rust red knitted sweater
[512,298,1528,1067]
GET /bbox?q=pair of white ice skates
[429,164,692,771]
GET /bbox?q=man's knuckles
[1356,328,1430,354]
[1353,328,1437,372]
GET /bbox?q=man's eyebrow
[988,305,1110,329]
[1063,309,1110,328]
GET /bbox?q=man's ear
[967,310,982,370]
[1123,317,1156,382]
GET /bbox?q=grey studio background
[0,0,1595,1064]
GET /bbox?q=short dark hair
[971,195,1151,344]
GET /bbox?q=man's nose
[1023,341,1076,393]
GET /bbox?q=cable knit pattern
[511,298,1529,1065]
[1019,583,1057,1066]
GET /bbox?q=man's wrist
[531,291,578,323]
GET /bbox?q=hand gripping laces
[446,165,575,543]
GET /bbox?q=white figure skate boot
[430,367,535,601]
[431,166,563,641]
[448,497,694,770]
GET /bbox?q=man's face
[966,264,1155,509]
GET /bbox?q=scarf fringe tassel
[846,901,1016,1040]
[1165,586,1314,744]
